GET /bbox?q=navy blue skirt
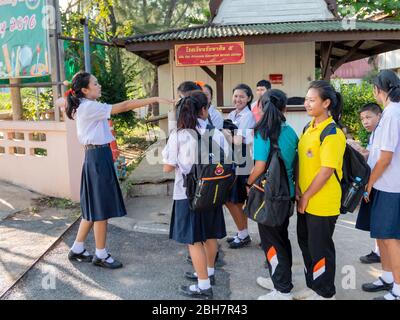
[356,189,376,232]
[80,146,127,222]
[370,188,400,239]
[169,199,227,245]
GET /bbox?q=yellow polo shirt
[298,117,346,217]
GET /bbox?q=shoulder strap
[319,122,342,185]
[302,121,311,134]
[207,114,214,128]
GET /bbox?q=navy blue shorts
[169,199,227,245]
[356,189,376,232]
[370,188,400,239]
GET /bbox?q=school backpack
[244,141,294,227]
[184,129,235,212]
[302,122,371,214]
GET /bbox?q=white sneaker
[292,288,315,300]
[304,292,336,300]
[256,276,274,290]
[257,289,293,300]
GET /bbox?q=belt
[84,143,109,150]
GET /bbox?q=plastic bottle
[343,176,362,208]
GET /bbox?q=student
[360,70,400,301]
[296,80,346,300]
[247,89,298,300]
[251,80,272,123]
[225,84,256,249]
[65,71,172,269]
[162,90,229,299]
[352,103,382,264]
[202,84,224,130]
[176,81,202,118]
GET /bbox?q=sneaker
[228,235,251,249]
[179,285,213,300]
[360,251,381,264]
[257,289,293,300]
[293,288,315,300]
[68,249,93,263]
[373,290,400,300]
[256,276,274,290]
[304,292,336,300]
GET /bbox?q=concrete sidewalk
[0,181,79,297]
[2,194,384,300]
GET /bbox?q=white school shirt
[207,105,224,130]
[76,98,115,145]
[367,102,400,193]
[227,107,256,144]
[162,118,230,200]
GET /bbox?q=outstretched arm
[111,97,174,115]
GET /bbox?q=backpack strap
[207,114,214,128]
[302,121,311,134]
[197,127,216,164]
[319,122,341,185]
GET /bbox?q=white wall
[378,49,400,72]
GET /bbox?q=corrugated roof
[121,20,400,44]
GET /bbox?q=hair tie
[64,88,75,97]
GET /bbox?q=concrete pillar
[10,78,22,120]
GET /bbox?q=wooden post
[320,42,334,80]
[10,78,22,120]
[216,65,224,107]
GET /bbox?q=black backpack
[244,142,294,227]
[184,129,235,212]
[302,122,371,214]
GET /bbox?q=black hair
[359,103,382,115]
[177,81,202,96]
[256,80,272,90]
[254,89,287,142]
[65,71,92,120]
[308,80,343,127]
[177,90,208,131]
[203,84,213,99]
[372,69,400,103]
[232,83,254,110]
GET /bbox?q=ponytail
[308,80,343,128]
[177,90,208,131]
[65,71,92,120]
[255,89,287,142]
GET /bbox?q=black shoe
[92,254,123,269]
[362,277,393,292]
[228,235,251,249]
[360,251,381,264]
[184,272,216,285]
[373,290,400,300]
[226,234,238,243]
[68,249,93,263]
[179,285,213,300]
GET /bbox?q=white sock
[189,284,200,292]
[238,229,248,240]
[71,241,89,256]
[198,278,211,290]
[207,267,215,276]
[393,282,400,296]
[374,241,380,256]
[95,248,114,263]
[374,271,394,286]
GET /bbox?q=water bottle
[343,176,362,208]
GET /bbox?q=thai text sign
[175,42,245,67]
[0,0,50,79]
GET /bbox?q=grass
[0,93,11,111]
[32,197,80,210]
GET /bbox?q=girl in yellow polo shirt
[296,80,346,300]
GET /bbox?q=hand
[297,194,310,214]
[246,186,250,195]
[364,184,372,203]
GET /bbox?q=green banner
[0,0,50,79]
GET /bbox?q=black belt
[84,143,109,150]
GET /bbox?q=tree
[337,0,400,19]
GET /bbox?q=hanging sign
[269,74,283,85]
[0,0,50,79]
[175,42,245,67]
